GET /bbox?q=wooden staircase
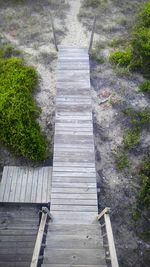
[41,47,107,267]
[0,205,39,267]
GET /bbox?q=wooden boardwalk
[0,166,52,204]
[42,47,107,266]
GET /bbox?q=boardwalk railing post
[88,15,97,54]
[97,208,119,267]
[50,10,58,52]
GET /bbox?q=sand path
[61,0,89,47]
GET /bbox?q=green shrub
[0,56,48,161]
[123,128,140,148]
[139,154,150,207]
[139,80,150,95]
[139,1,150,27]
[0,44,20,58]
[131,26,150,74]
[109,1,150,76]
[109,49,132,67]
[116,152,129,170]
[110,37,126,48]
[123,107,150,129]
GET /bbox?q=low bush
[123,128,140,149]
[0,47,48,161]
[0,44,20,58]
[116,151,129,170]
[110,1,150,78]
[109,49,132,67]
[139,154,150,207]
[123,107,150,129]
[131,26,150,74]
[139,80,150,95]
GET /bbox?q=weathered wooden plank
[0,229,38,236]
[47,167,52,202]
[52,187,97,194]
[53,162,95,167]
[56,111,91,116]
[53,174,96,180]
[3,166,14,202]
[0,166,9,202]
[52,182,96,188]
[56,82,90,89]
[25,168,33,202]
[43,248,105,265]
[8,167,17,202]
[0,262,30,267]
[48,224,101,234]
[30,168,38,203]
[56,115,92,120]
[58,65,89,70]
[42,265,106,267]
[55,131,93,136]
[45,234,102,249]
[20,168,28,202]
[56,105,91,113]
[51,205,97,212]
[49,212,98,225]
[15,167,23,202]
[36,168,43,203]
[51,193,97,200]
[57,88,90,95]
[52,177,96,183]
[51,198,97,206]
[31,212,47,267]
[53,167,96,173]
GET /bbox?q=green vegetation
[123,128,140,148]
[110,1,150,89]
[139,80,150,95]
[109,48,132,67]
[123,107,150,128]
[134,154,150,240]
[90,41,105,63]
[116,151,129,170]
[122,108,150,149]
[0,44,48,160]
[139,154,150,208]
[110,37,126,48]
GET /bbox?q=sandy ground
[61,0,89,47]
[0,0,150,266]
[79,0,150,266]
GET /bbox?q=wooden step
[48,224,102,234]
[43,248,106,265]
[45,234,103,249]
[42,265,106,267]
[0,262,30,267]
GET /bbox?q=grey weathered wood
[52,177,97,183]
[51,205,97,212]
[42,265,106,267]
[52,182,96,188]
[43,248,105,265]
[45,234,103,249]
[104,213,119,267]
[51,198,97,206]
[43,47,107,267]
[30,212,47,267]
[0,167,52,204]
[52,187,97,194]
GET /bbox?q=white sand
[61,0,89,47]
